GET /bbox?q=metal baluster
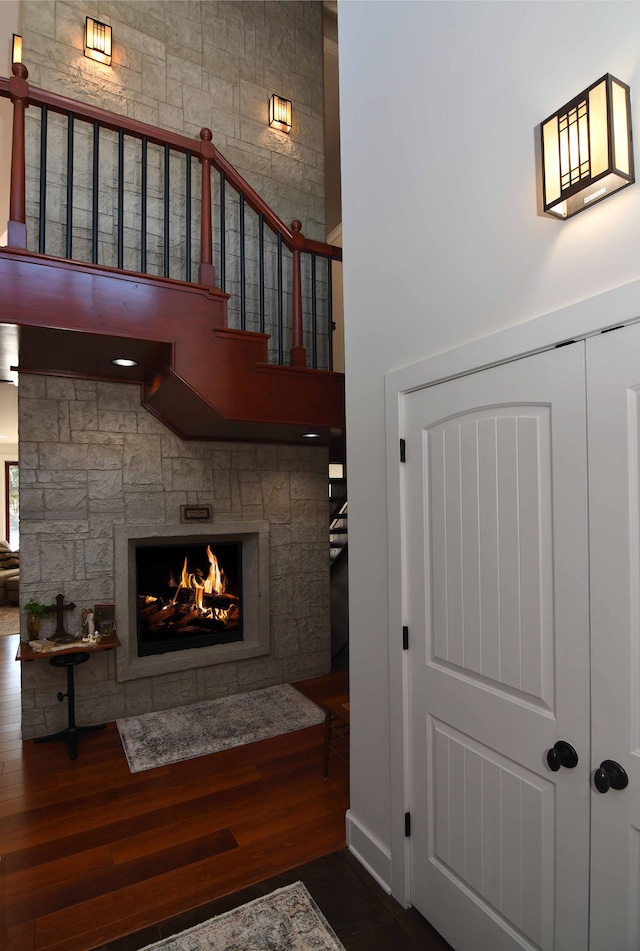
[141,136,147,273]
[240,192,246,330]
[66,113,74,259]
[219,169,226,291]
[117,128,124,269]
[164,143,170,278]
[258,212,265,334]
[311,252,318,369]
[185,150,192,282]
[91,121,99,264]
[38,104,48,254]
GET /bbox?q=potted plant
[25,597,47,641]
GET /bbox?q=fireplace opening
[136,541,243,656]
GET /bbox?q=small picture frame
[95,602,116,636]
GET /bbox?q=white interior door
[404,344,591,951]
[586,323,640,951]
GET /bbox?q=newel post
[7,63,29,249]
[290,219,306,368]
[198,128,216,286]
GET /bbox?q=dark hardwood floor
[0,632,351,951]
[1,629,453,951]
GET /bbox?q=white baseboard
[345,809,392,894]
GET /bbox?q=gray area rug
[117,684,325,773]
[140,882,346,951]
[0,606,19,637]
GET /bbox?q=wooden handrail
[0,68,342,263]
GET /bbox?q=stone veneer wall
[21,0,326,235]
[19,374,330,740]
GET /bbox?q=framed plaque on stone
[95,603,116,636]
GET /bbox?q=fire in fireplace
[136,541,243,656]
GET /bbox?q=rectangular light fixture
[12,34,22,65]
[541,74,634,219]
[84,16,112,66]
[269,94,292,133]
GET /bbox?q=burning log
[139,597,161,618]
[139,601,174,622]
[210,592,239,603]
[145,606,178,629]
[172,609,201,630]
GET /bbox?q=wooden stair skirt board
[144,363,345,443]
[1,249,345,443]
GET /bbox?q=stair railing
[0,64,342,370]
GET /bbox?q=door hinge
[402,626,409,650]
[404,811,411,837]
[400,438,406,463]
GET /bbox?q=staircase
[329,463,348,564]
[0,64,344,445]
[329,463,349,666]
[330,499,348,564]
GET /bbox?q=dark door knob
[546,740,579,771]
[594,759,629,793]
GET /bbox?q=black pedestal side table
[34,651,106,760]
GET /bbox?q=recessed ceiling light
[111,357,138,368]
[302,432,321,439]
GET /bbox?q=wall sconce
[11,34,22,65]
[269,94,292,133]
[84,16,112,66]
[541,74,634,219]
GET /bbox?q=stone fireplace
[115,521,270,681]
[19,375,330,740]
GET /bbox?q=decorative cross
[45,593,77,643]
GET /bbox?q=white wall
[339,0,640,889]
[0,0,21,247]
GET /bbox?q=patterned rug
[117,683,325,773]
[140,882,346,950]
[0,606,19,637]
